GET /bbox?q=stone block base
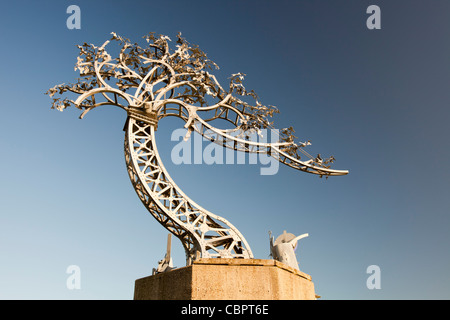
[134,258,316,300]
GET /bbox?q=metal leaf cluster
[46,32,340,174]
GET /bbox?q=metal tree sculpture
[47,32,348,264]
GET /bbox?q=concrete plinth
[134,258,316,300]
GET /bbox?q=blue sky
[0,0,449,299]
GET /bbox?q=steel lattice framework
[47,32,348,264]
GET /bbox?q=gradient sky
[1,0,449,299]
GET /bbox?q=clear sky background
[0,0,449,299]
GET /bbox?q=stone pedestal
[134,258,316,300]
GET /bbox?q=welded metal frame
[47,32,348,264]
